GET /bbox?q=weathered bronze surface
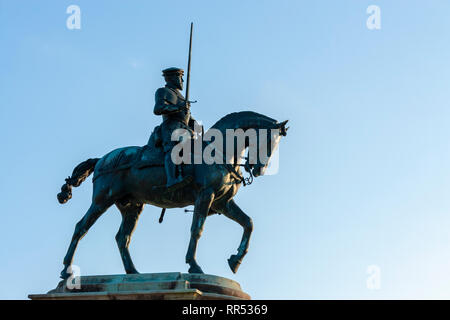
[58,111,288,279]
[154,67,195,191]
[56,24,289,280]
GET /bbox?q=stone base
[28,272,250,300]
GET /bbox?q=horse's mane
[211,111,277,132]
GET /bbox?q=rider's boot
[164,153,192,192]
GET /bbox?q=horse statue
[57,111,289,279]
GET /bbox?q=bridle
[222,156,254,187]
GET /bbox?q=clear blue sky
[1,0,450,299]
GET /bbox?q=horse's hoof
[228,255,242,274]
[126,269,140,275]
[188,265,204,274]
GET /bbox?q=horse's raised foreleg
[115,202,143,274]
[185,188,215,274]
[219,199,253,273]
[61,201,110,279]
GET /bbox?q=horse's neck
[212,114,271,135]
[210,121,260,165]
[199,135,246,166]
[204,112,276,165]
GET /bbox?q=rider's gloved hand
[164,105,178,113]
[168,101,189,113]
[179,100,190,111]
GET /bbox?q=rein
[221,157,254,187]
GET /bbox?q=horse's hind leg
[115,202,143,274]
[217,199,253,273]
[61,201,110,279]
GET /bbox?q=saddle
[93,125,193,180]
[136,125,165,168]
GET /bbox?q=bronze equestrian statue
[56,24,289,280]
[57,109,288,279]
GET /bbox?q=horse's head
[247,119,289,178]
[209,112,289,179]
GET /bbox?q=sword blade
[185,22,193,105]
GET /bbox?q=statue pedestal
[28,272,250,300]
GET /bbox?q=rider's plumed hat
[162,67,184,77]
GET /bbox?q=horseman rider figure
[154,67,196,191]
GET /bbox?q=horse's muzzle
[252,167,262,177]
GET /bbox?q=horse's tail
[57,158,100,204]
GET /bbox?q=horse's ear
[277,120,289,136]
[277,120,288,127]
